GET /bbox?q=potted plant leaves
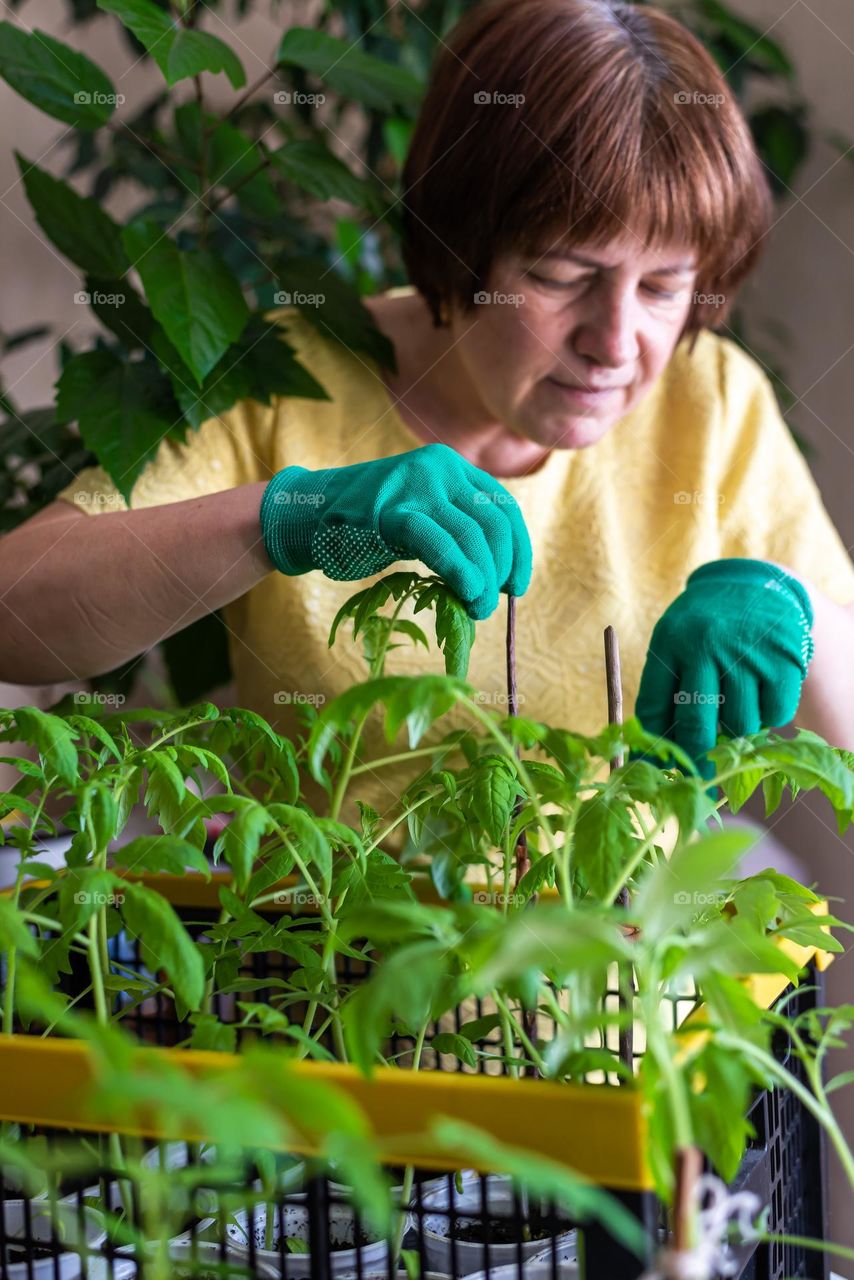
[3,570,854,1276]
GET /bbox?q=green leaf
[276,28,423,112]
[151,314,329,431]
[59,866,125,933]
[432,591,476,679]
[690,1040,755,1181]
[308,675,468,778]
[343,939,450,1074]
[0,897,38,958]
[190,1013,237,1053]
[174,102,277,217]
[270,257,396,371]
[55,349,181,504]
[85,276,154,350]
[0,22,118,129]
[121,219,249,385]
[432,1032,477,1067]
[111,835,212,879]
[8,707,78,787]
[336,849,415,910]
[120,881,205,1009]
[700,0,795,77]
[212,798,276,894]
[64,715,122,763]
[269,804,332,886]
[467,755,517,844]
[167,29,245,89]
[749,104,809,194]
[77,782,118,853]
[572,790,638,901]
[98,1,245,88]
[270,140,385,214]
[15,154,128,277]
[635,827,756,936]
[458,1013,503,1042]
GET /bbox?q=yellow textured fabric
[56,288,854,853]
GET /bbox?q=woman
[3,0,854,844]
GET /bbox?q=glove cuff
[260,466,334,575]
[686,558,815,670]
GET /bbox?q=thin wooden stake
[507,594,530,884]
[673,1145,703,1254]
[507,593,537,1078]
[604,624,634,1081]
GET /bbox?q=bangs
[401,0,773,334]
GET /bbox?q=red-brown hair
[400,0,773,346]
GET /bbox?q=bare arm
[0,483,274,684]
[768,561,854,751]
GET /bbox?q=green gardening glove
[259,442,532,620]
[634,558,815,780]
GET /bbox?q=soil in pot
[454,1208,574,1246]
[5,1244,60,1264]
[270,1224,376,1253]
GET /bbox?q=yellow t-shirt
[56,288,854,852]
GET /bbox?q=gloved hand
[634,558,815,779]
[259,442,532,620]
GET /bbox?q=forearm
[772,562,854,751]
[0,483,274,684]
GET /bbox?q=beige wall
[2,0,854,1257]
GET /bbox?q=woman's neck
[369,292,553,478]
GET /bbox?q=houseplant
[2,572,854,1276]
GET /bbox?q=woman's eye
[643,283,680,300]
[527,273,587,289]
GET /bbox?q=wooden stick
[673,1145,703,1253]
[604,625,634,1080]
[507,595,530,884]
[507,594,537,1078]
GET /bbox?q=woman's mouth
[546,377,626,408]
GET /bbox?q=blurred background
[1,0,854,1256]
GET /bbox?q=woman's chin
[545,414,617,450]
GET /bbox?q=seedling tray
[0,869,834,1279]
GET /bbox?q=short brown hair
[400,0,773,344]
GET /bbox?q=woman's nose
[571,288,640,370]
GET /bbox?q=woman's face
[448,229,700,450]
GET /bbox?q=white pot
[465,1255,579,1279]
[226,1201,389,1277]
[63,1142,220,1258]
[1,1198,108,1278]
[409,1171,577,1278]
[335,1273,450,1279]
